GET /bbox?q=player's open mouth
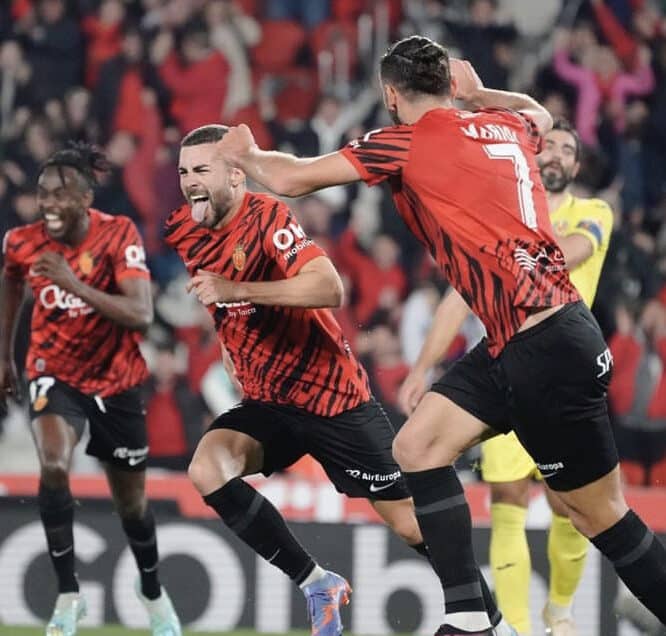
[190,194,210,223]
[44,212,64,232]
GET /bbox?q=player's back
[2,210,150,396]
[345,107,580,355]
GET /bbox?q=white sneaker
[46,593,87,636]
[135,579,182,636]
[542,605,577,636]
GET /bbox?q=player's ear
[82,188,94,208]
[229,167,245,187]
[450,75,458,99]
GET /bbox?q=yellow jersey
[550,193,614,306]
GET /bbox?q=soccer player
[167,124,513,636]
[0,143,181,636]
[214,37,666,635]
[398,120,614,635]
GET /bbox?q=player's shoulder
[2,220,45,252]
[570,196,614,222]
[91,208,136,229]
[246,191,293,226]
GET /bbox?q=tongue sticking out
[191,200,209,223]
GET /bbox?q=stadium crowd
[1,0,666,484]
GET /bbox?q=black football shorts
[432,301,618,491]
[208,398,411,500]
[28,377,148,471]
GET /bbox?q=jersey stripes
[165,192,371,416]
[2,210,149,396]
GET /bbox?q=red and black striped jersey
[2,209,150,396]
[164,192,371,416]
[341,107,581,357]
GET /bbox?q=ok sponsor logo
[39,284,93,318]
[272,223,308,250]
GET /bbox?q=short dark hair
[380,36,451,97]
[39,141,110,190]
[550,118,581,162]
[181,124,229,147]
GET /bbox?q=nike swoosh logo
[496,562,516,571]
[142,563,159,573]
[128,456,146,466]
[369,481,397,493]
[541,471,558,478]
[51,545,73,558]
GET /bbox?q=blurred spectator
[144,340,207,471]
[81,0,125,87]
[552,28,655,146]
[265,0,330,29]
[609,299,666,485]
[20,0,84,103]
[204,0,261,118]
[363,324,410,423]
[151,20,230,134]
[0,39,37,140]
[442,0,518,89]
[338,230,407,326]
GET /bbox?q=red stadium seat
[621,460,647,486]
[650,458,666,487]
[252,20,307,73]
[274,68,319,122]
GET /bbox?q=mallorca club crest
[232,244,246,271]
[79,251,94,275]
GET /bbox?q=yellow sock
[548,513,589,607]
[490,503,531,635]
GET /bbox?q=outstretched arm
[188,256,344,309]
[397,287,471,414]
[217,124,360,197]
[451,58,553,136]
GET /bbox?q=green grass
[0,629,308,636]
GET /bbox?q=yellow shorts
[481,432,541,483]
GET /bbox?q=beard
[539,163,573,193]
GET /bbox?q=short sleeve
[2,229,24,279]
[340,125,413,186]
[569,201,613,251]
[263,202,328,277]
[113,218,151,282]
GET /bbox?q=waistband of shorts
[506,301,584,346]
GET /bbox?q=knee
[115,490,147,520]
[40,460,69,490]
[566,498,628,539]
[188,453,231,496]
[490,480,530,508]
[392,431,426,471]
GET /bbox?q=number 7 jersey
[341,107,581,357]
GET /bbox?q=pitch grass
[0,628,310,636]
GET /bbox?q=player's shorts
[431,301,618,491]
[481,432,540,483]
[207,398,411,501]
[28,376,148,471]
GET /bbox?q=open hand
[187,270,240,306]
